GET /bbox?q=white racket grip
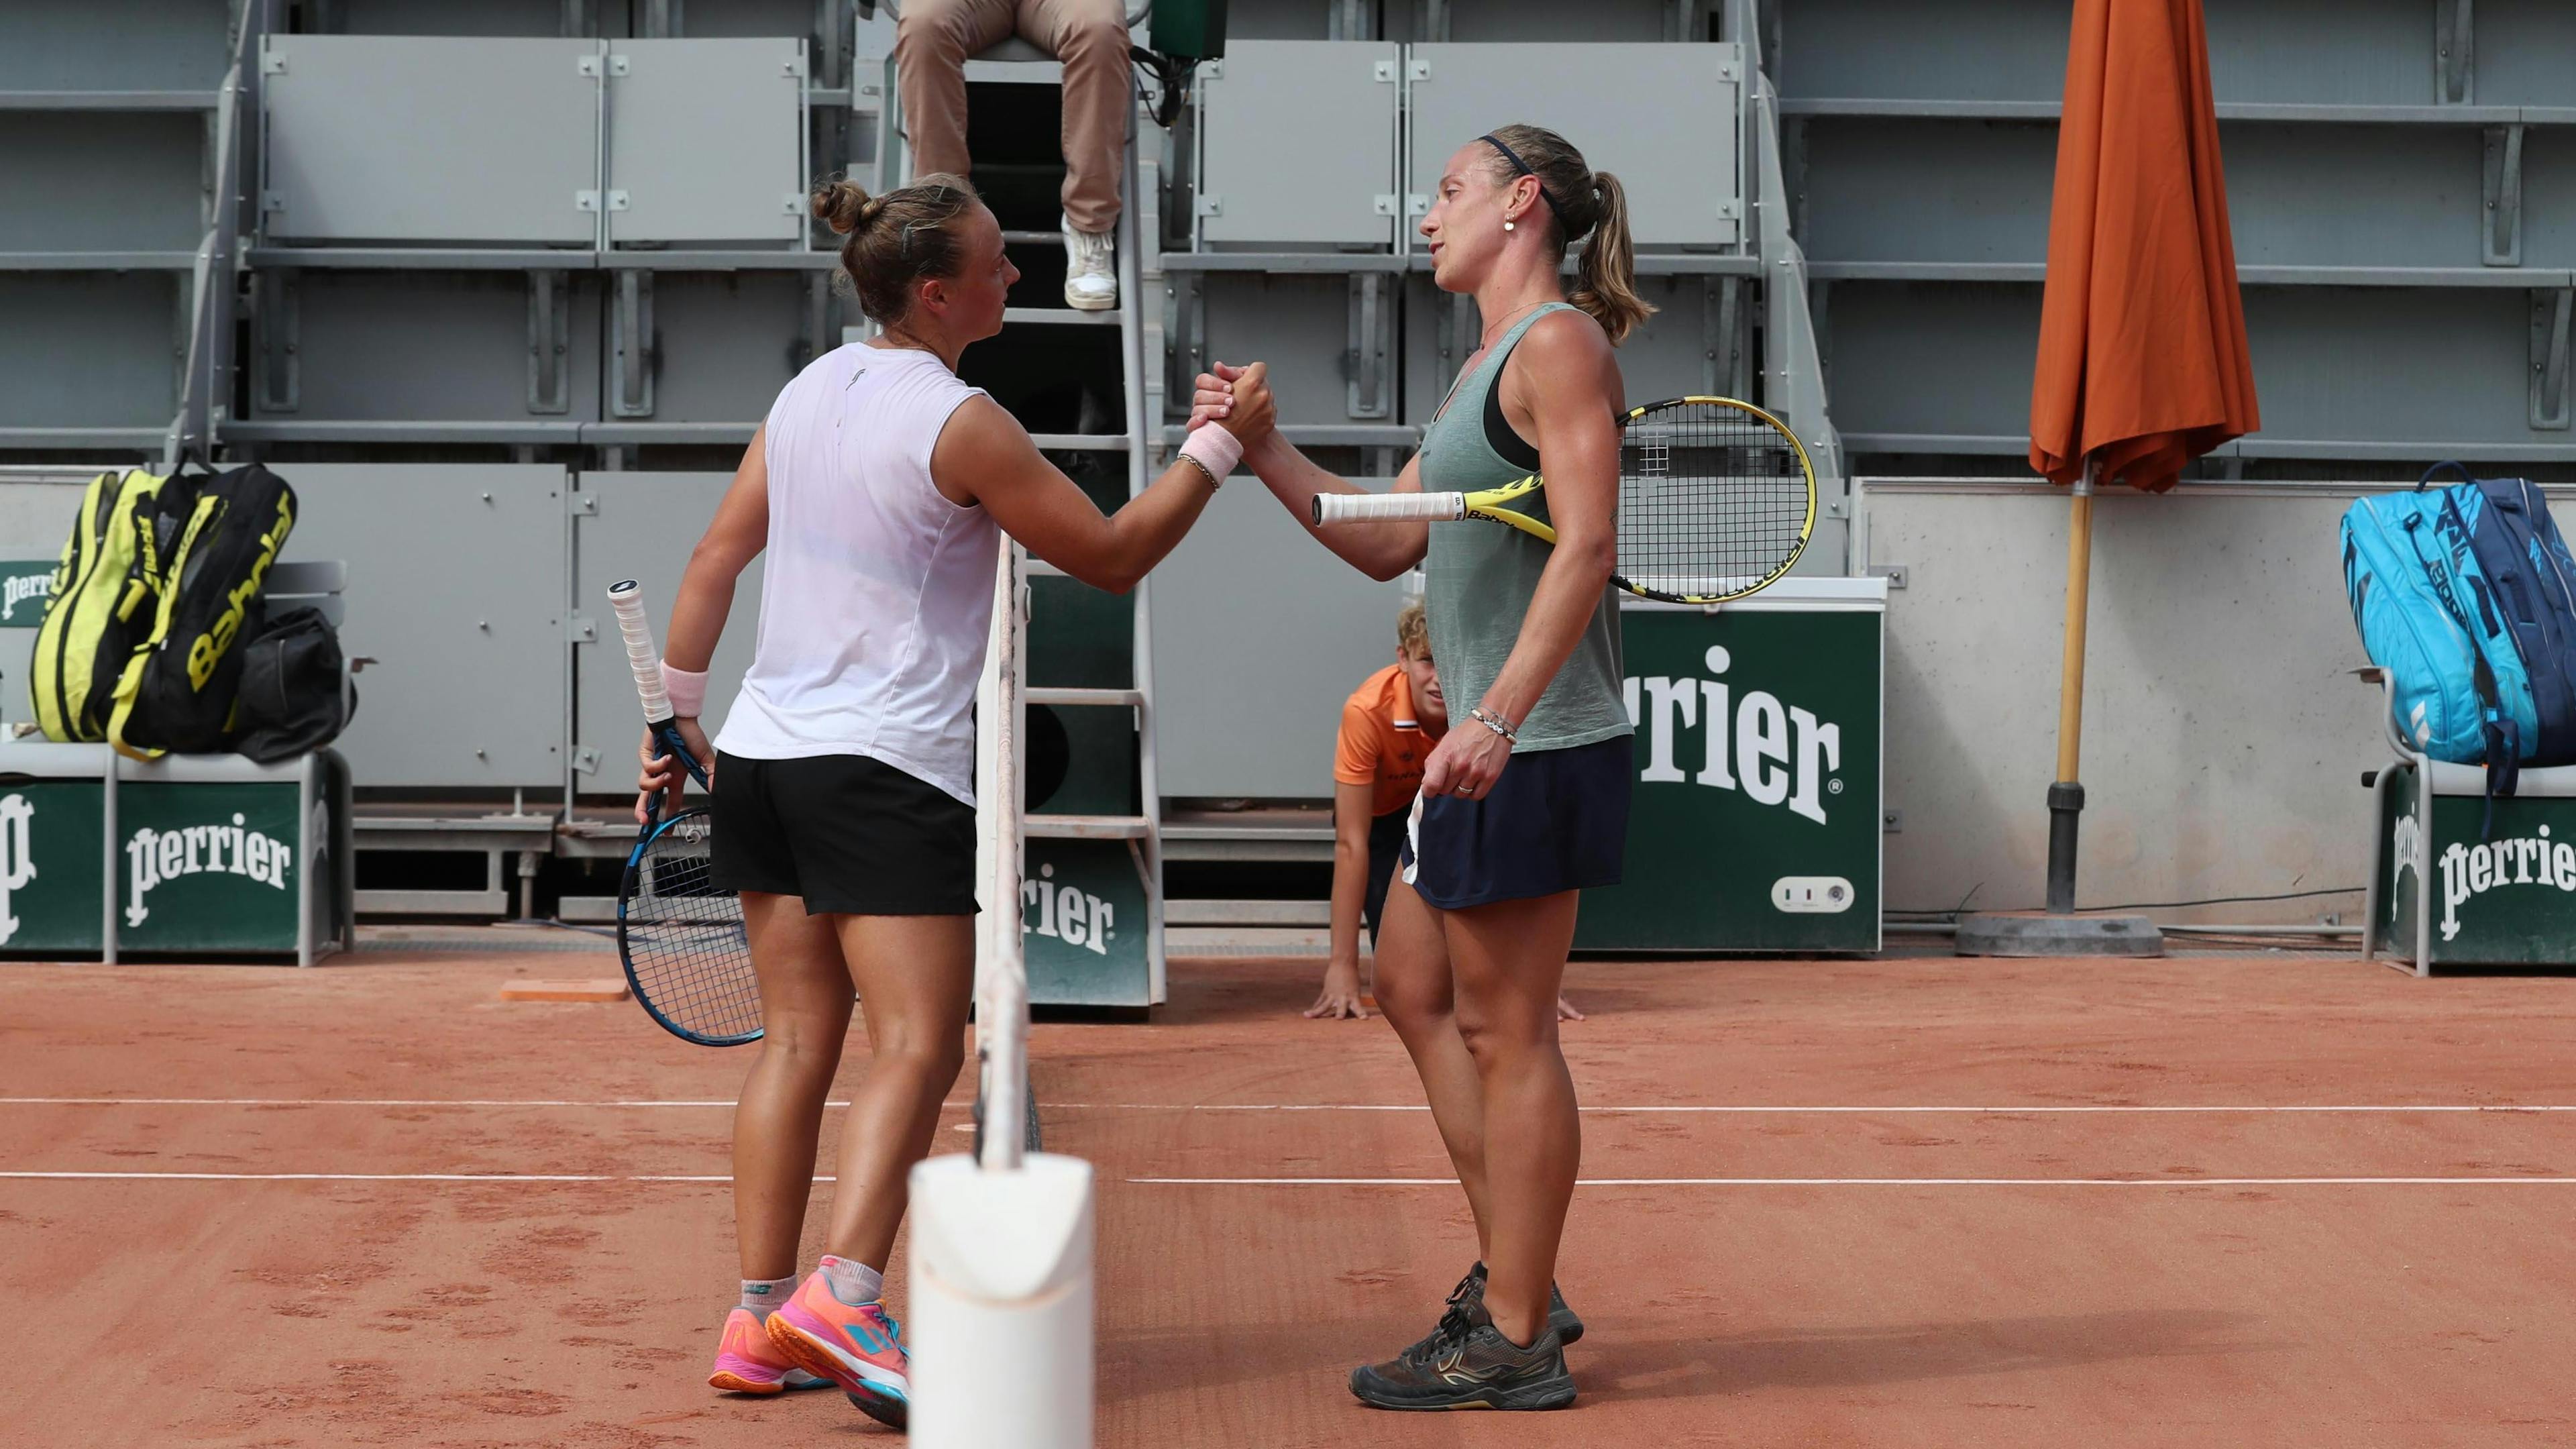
[1311,490,1468,525]
[606,581,673,724]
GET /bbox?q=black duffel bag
[231,604,356,763]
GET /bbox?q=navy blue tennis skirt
[1399,735,1632,911]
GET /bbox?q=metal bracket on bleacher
[1436,290,1475,395]
[2483,124,2523,266]
[527,270,572,415]
[612,270,657,418]
[1163,272,1205,420]
[254,268,299,414]
[795,272,835,374]
[2532,288,2573,432]
[1704,277,1746,398]
[1346,273,1391,420]
[2435,0,2475,105]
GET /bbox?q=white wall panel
[1865,481,2390,923]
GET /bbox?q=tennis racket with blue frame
[602,581,1039,1151]
[606,580,761,1046]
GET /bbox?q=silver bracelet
[1468,706,1518,743]
[1174,452,1222,490]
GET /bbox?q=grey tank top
[1417,303,1629,753]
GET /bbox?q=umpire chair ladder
[858,5,1169,1007]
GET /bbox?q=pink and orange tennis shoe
[763,1271,910,1428]
[707,1307,832,1395]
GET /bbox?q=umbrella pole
[1955,458,2156,957]
[2045,460,2096,914]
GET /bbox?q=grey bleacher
[1776,0,2576,472]
[237,25,835,447]
[0,0,244,458]
[1169,14,1799,462]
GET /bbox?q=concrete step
[1167,898,1329,927]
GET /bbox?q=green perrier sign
[1020,838,1150,1007]
[118,782,305,953]
[0,561,55,627]
[1574,600,1882,953]
[0,781,105,953]
[2376,765,2576,965]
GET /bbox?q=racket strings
[1617,401,1809,600]
[623,814,761,1043]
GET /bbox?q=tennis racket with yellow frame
[1312,395,1817,604]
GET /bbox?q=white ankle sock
[741,1275,798,1318]
[820,1254,883,1307]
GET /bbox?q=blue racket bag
[2437,464,2576,765]
[2341,471,2536,807]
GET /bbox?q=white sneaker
[1063,213,1116,311]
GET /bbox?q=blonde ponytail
[1568,170,1652,346]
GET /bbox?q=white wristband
[660,663,707,718]
[1180,422,1244,483]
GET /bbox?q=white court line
[0,1171,800,1183]
[1057,1104,2576,1115]
[9,1097,2576,1114]
[10,1170,2576,1187]
[0,1097,959,1110]
[1132,1176,2576,1187]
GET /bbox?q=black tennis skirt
[1399,735,1632,911]
[708,751,979,916]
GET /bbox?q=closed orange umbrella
[2029,0,2258,491]
[1968,0,2259,951]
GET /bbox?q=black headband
[1479,132,1565,222]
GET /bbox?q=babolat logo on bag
[1623,645,1843,825]
[189,488,293,689]
[2435,824,2576,942]
[0,794,36,945]
[124,812,294,927]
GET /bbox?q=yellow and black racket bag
[31,468,200,743]
[107,464,298,759]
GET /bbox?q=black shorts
[1362,807,1407,945]
[1399,735,1631,911]
[708,751,979,916]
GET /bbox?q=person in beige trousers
[895,0,1130,310]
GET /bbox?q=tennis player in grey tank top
[1189,124,1656,1411]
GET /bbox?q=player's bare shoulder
[1509,308,1620,396]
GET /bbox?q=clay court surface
[7,942,2576,1447]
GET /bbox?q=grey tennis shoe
[1350,1299,1576,1411]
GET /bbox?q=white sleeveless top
[714,344,999,805]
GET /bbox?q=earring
[1503,219,1515,232]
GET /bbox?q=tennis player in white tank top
[634,174,1272,1425]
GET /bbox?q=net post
[912,541,1093,1449]
[979,543,1027,1171]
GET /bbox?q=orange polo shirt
[1334,664,1430,819]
